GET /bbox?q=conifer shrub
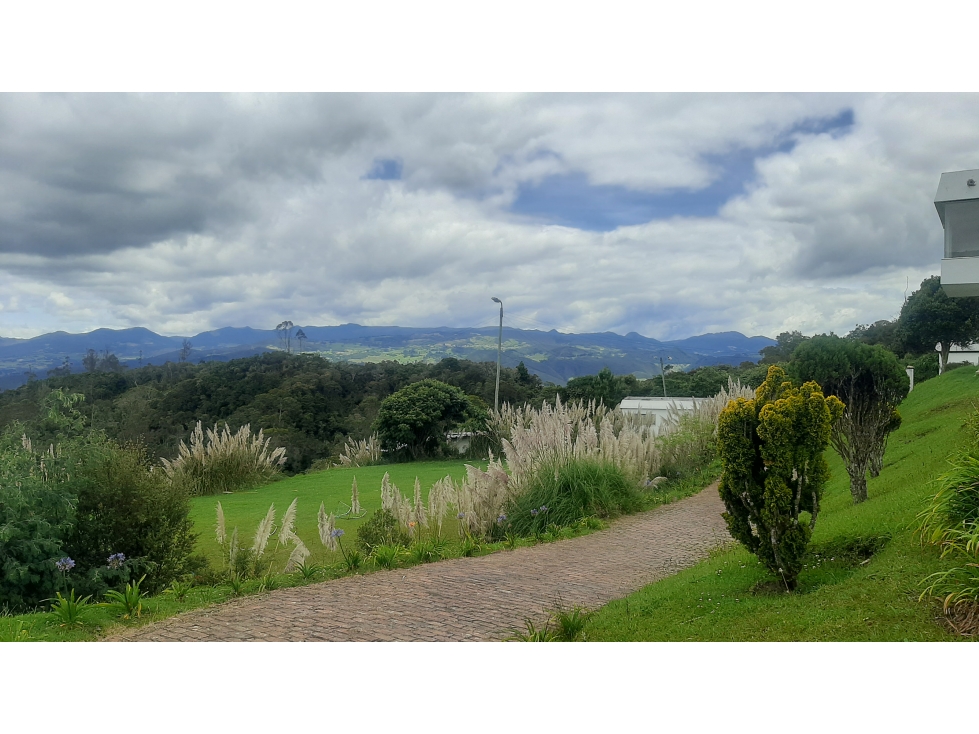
[716,365,843,591]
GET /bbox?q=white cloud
[0,93,962,342]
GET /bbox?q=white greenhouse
[617,396,707,436]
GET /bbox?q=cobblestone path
[109,484,728,641]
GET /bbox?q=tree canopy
[790,335,908,503]
[373,379,483,459]
[897,275,979,372]
[759,331,809,365]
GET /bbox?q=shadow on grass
[750,534,892,596]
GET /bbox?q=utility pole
[492,297,503,413]
[659,356,671,398]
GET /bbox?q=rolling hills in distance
[0,324,777,390]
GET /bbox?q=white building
[947,344,979,366]
[617,396,707,435]
[936,169,979,297]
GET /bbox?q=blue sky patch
[364,158,403,180]
[510,108,856,231]
[790,108,854,138]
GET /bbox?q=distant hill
[0,324,775,389]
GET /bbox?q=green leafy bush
[49,589,93,627]
[503,459,641,537]
[0,429,79,610]
[370,544,403,569]
[65,441,198,595]
[356,509,411,553]
[0,391,200,609]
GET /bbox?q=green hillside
[585,365,979,641]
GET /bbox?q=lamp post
[492,297,503,413]
[659,356,672,398]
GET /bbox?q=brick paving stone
[108,483,728,642]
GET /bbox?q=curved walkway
[110,484,728,641]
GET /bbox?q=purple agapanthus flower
[497,514,507,524]
[107,553,126,569]
[530,508,538,517]
[330,528,345,539]
[56,557,75,572]
[457,512,466,519]
[540,506,548,513]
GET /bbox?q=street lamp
[658,355,673,398]
[492,297,503,413]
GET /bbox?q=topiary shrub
[503,458,641,537]
[717,365,843,591]
[356,509,411,553]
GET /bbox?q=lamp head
[491,297,502,304]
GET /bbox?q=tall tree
[790,335,908,503]
[82,348,99,373]
[897,275,979,372]
[846,319,902,354]
[759,331,809,365]
[275,321,295,354]
[564,367,637,406]
[373,379,476,459]
[717,365,842,590]
[179,339,193,363]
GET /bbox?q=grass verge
[9,457,706,641]
[583,367,979,641]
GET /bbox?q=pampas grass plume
[252,503,276,556]
[281,497,298,542]
[216,501,226,546]
[351,477,361,515]
[284,537,311,573]
[318,502,338,551]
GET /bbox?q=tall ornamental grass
[919,407,979,623]
[348,381,754,544]
[450,380,753,538]
[335,433,382,468]
[504,458,640,536]
[161,421,286,496]
[497,379,752,490]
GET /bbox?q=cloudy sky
[0,93,968,340]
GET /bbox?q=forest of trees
[4,274,962,474]
[0,351,770,473]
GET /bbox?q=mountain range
[0,324,776,390]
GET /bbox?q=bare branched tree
[275,321,294,354]
[791,335,908,504]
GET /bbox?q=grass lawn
[0,460,482,641]
[190,460,481,570]
[583,366,979,641]
[0,451,714,641]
